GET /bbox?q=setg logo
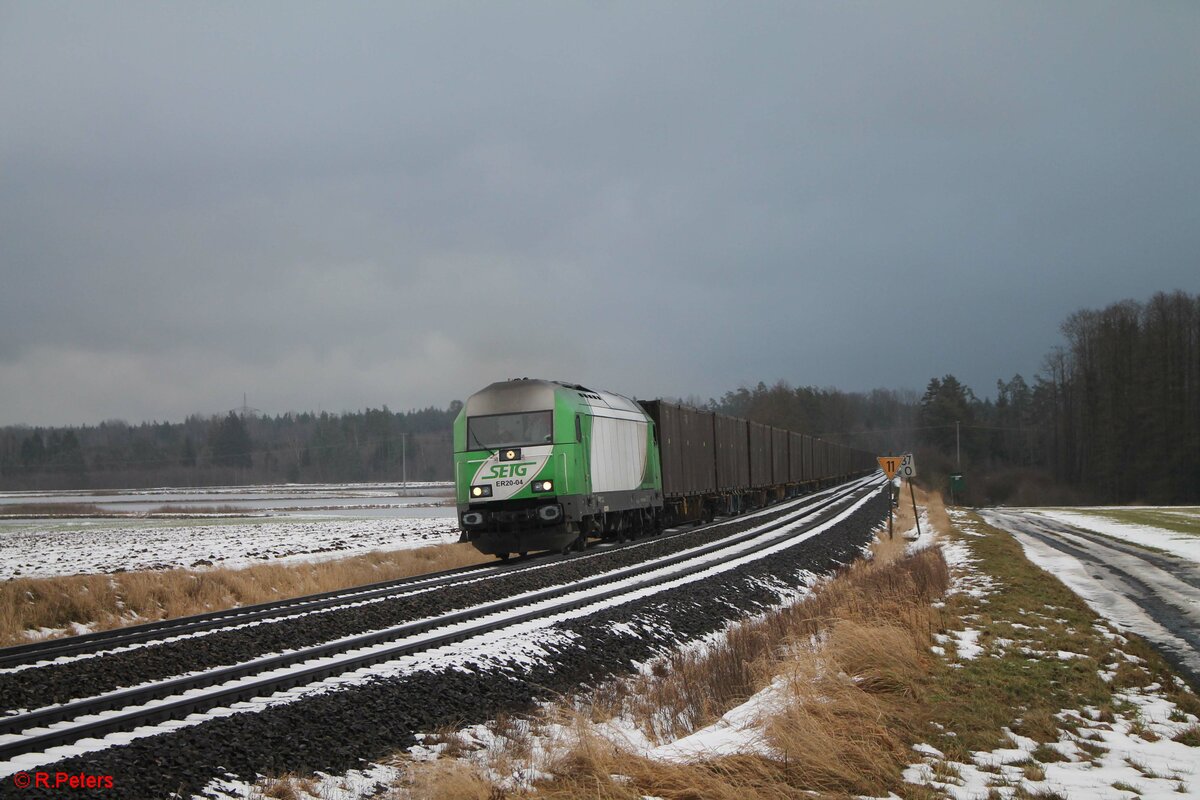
[471,448,550,501]
[485,462,534,479]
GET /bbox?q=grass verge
[1074,507,1200,537]
[0,542,488,647]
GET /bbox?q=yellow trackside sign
[877,456,901,479]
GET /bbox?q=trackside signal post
[878,454,920,540]
[877,456,901,538]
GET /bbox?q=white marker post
[899,453,921,537]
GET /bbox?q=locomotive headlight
[499,448,521,462]
[531,479,554,493]
[470,484,493,498]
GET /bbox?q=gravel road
[981,509,1200,690]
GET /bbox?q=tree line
[3,290,1195,502]
[0,405,459,491]
[707,383,919,458]
[712,290,1199,505]
[1037,290,1199,503]
[907,291,1199,504]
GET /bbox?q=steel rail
[0,477,881,763]
[0,561,499,669]
[0,478,870,737]
[0,479,860,669]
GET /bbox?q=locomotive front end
[453,380,581,557]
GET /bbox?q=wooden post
[888,484,894,539]
[909,479,921,537]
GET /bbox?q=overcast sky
[2,2,1197,426]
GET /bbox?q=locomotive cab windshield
[467,411,553,450]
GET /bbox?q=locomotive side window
[575,415,582,442]
[467,411,553,449]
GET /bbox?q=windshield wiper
[468,427,497,454]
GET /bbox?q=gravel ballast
[0,489,886,800]
[0,484,864,714]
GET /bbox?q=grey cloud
[1,2,1198,424]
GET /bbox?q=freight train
[453,379,876,559]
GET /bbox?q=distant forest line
[0,406,458,491]
[2,290,1196,505]
[710,290,1200,505]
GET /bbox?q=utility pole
[400,432,408,492]
[956,420,961,468]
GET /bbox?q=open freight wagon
[637,400,872,524]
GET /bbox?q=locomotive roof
[465,379,643,418]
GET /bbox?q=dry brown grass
[0,503,109,517]
[402,759,497,800]
[0,542,489,647]
[585,620,777,743]
[581,540,948,751]
[400,528,952,800]
[256,773,320,800]
[764,663,910,795]
[890,482,950,540]
[892,483,917,534]
[923,490,952,536]
[1013,709,1067,745]
[527,548,948,799]
[869,515,910,564]
[576,542,950,753]
[146,504,248,515]
[539,734,805,800]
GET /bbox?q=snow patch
[1024,509,1200,565]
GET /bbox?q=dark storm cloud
[1,2,1198,425]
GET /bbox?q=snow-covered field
[1016,507,1200,565]
[0,482,451,516]
[0,517,459,580]
[0,484,457,579]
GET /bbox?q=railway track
[0,479,862,676]
[0,561,500,670]
[0,484,876,721]
[0,475,882,779]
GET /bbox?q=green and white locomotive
[453,379,664,559]
[455,378,878,559]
